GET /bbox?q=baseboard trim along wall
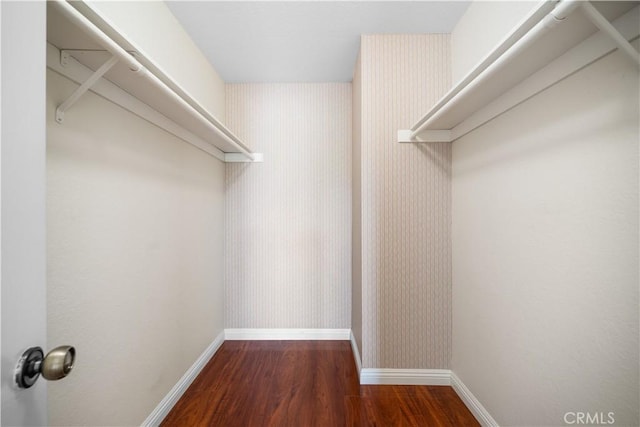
[357,368,496,425]
[141,331,225,427]
[359,368,452,386]
[143,329,495,427]
[224,328,351,340]
[349,331,363,381]
[450,372,499,427]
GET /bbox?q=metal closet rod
[51,0,255,162]
[409,0,640,139]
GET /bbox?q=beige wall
[451,10,640,427]
[357,35,451,369]
[46,69,226,426]
[225,84,352,328]
[352,52,363,354]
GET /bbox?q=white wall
[225,84,352,329]
[78,0,226,121]
[46,69,226,426]
[451,1,537,83]
[452,19,639,427]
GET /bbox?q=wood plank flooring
[162,341,479,426]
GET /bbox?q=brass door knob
[42,345,75,380]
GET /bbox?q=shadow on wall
[453,61,638,177]
[225,162,252,191]
[416,142,452,175]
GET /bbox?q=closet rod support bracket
[60,50,71,68]
[56,54,120,124]
[398,129,452,143]
[225,153,264,163]
[580,1,640,68]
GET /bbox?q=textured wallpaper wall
[357,35,452,369]
[225,84,352,328]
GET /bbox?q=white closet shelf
[399,0,640,144]
[46,0,262,163]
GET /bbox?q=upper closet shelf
[47,0,262,163]
[399,0,640,144]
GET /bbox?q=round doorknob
[42,345,75,380]
[15,345,76,388]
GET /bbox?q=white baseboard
[224,328,351,340]
[141,331,225,427]
[450,372,499,427]
[349,331,362,381]
[140,328,495,427]
[359,368,451,385]
[356,367,496,426]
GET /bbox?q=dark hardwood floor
[162,341,479,427]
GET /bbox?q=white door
[1,1,48,425]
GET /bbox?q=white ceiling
[166,1,471,83]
